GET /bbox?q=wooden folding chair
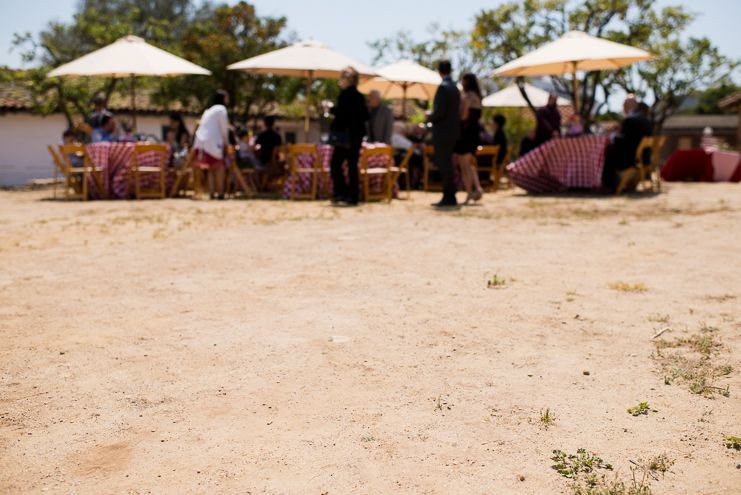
[422,145,439,192]
[127,143,168,199]
[167,148,196,198]
[287,144,325,200]
[472,145,500,191]
[616,136,655,196]
[48,145,78,199]
[226,146,256,199]
[58,144,108,201]
[359,144,395,202]
[493,144,515,191]
[389,146,415,199]
[649,136,666,192]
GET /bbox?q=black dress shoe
[431,199,457,207]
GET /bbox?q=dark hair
[169,112,190,143]
[101,112,114,127]
[264,116,276,127]
[213,90,228,107]
[493,113,506,128]
[93,94,105,105]
[62,129,75,139]
[637,102,650,116]
[438,59,452,76]
[460,72,482,99]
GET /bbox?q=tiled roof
[0,75,201,115]
[719,92,741,111]
[663,114,737,130]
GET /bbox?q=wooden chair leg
[615,169,635,196]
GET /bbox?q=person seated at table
[254,116,283,172]
[169,113,191,150]
[519,129,537,157]
[368,90,394,144]
[234,127,257,169]
[601,94,653,191]
[61,129,84,167]
[535,92,561,146]
[194,90,231,200]
[391,122,424,188]
[91,113,118,143]
[491,114,508,165]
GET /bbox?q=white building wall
[0,112,321,186]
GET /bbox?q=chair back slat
[360,145,394,170]
[634,136,655,163]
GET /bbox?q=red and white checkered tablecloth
[87,142,173,199]
[282,144,398,200]
[506,136,609,194]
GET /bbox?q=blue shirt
[92,128,116,143]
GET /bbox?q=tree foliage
[11,0,304,127]
[370,0,738,132]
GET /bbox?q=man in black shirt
[255,116,282,166]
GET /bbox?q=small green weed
[645,453,675,475]
[361,434,375,442]
[488,275,506,288]
[627,402,657,416]
[698,410,713,423]
[724,436,741,450]
[538,408,557,429]
[609,282,648,293]
[648,314,670,323]
[552,449,613,479]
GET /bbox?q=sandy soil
[1,183,740,495]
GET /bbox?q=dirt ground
[1,183,740,495]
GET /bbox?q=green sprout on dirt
[609,282,648,292]
[533,408,557,429]
[552,449,613,479]
[724,436,741,450]
[648,314,670,323]
[627,402,657,416]
[361,434,375,442]
[698,410,713,423]
[488,275,506,288]
[645,453,675,476]
[653,323,733,398]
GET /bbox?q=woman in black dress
[454,72,484,203]
[328,67,369,205]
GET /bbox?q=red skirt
[195,149,225,170]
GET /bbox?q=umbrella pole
[130,74,137,132]
[572,63,580,115]
[305,71,313,138]
[402,84,407,122]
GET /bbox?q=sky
[2,0,740,76]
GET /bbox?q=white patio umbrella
[47,35,211,130]
[227,39,377,133]
[493,31,654,111]
[482,83,570,108]
[357,59,442,120]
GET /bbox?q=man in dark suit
[426,59,461,207]
[601,95,653,190]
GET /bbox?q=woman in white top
[194,90,230,199]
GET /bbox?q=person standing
[193,90,231,200]
[329,67,369,205]
[367,90,394,144]
[534,92,562,146]
[426,59,461,207]
[88,95,108,129]
[454,72,484,204]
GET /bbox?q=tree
[690,83,741,115]
[12,0,185,126]
[612,6,737,129]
